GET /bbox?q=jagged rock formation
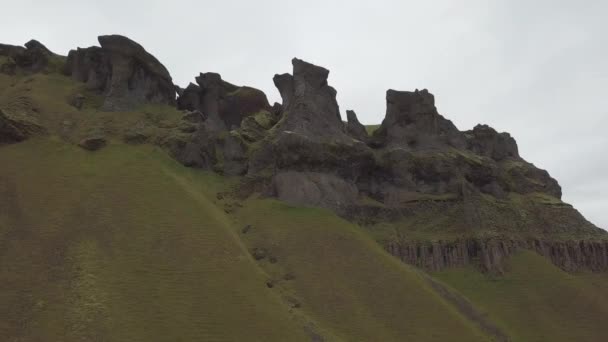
[371,89,465,149]
[165,57,571,228]
[63,35,176,111]
[176,72,271,131]
[345,110,369,142]
[465,124,519,161]
[166,71,273,175]
[0,40,57,74]
[272,58,346,139]
[0,34,605,274]
[244,59,376,208]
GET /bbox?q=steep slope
[435,251,608,341]
[0,140,310,341]
[234,199,487,341]
[0,139,493,341]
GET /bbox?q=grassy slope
[0,139,491,341]
[364,124,380,135]
[0,139,310,341]
[234,200,486,341]
[0,71,185,148]
[435,251,608,342]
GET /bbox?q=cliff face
[385,238,608,273]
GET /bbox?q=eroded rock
[177,73,271,131]
[273,58,346,140]
[272,171,358,211]
[0,108,45,144]
[372,89,465,149]
[64,35,176,111]
[0,39,56,74]
[465,124,519,161]
[345,110,369,142]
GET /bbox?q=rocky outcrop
[385,238,608,273]
[371,89,465,149]
[345,110,369,142]
[0,40,56,74]
[220,132,248,176]
[64,35,176,111]
[385,239,518,273]
[465,124,519,161]
[500,160,562,198]
[0,108,45,144]
[273,58,347,140]
[177,73,271,131]
[272,171,358,211]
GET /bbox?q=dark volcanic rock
[249,58,376,182]
[465,124,519,161]
[0,39,55,74]
[254,130,375,180]
[176,83,202,114]
[273,73,294,108]
[372,89,465,149]
[163,119,224,169]
[272,171,358,211]
[177,73,271,131]
[64,35,176,111]
[345,110,369,142]
[24,40,52,55]
[0,108,45,144]
[272,58,346,140]
[501,161,562,198]
[221,133,248,176]
[371,148,498,204]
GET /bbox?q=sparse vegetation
[365,124,380,135]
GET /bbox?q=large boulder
[177,73,271,131]
[371,89,465,149]
[64,35,176,111]
[0,108,45,144]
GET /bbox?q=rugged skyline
[2,0,606,228]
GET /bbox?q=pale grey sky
[2,0,606,229]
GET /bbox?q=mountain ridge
[1,34,606,275]
[1,33,608,341]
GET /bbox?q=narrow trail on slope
[421,272,510,342]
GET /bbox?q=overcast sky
[2,0,606,229]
